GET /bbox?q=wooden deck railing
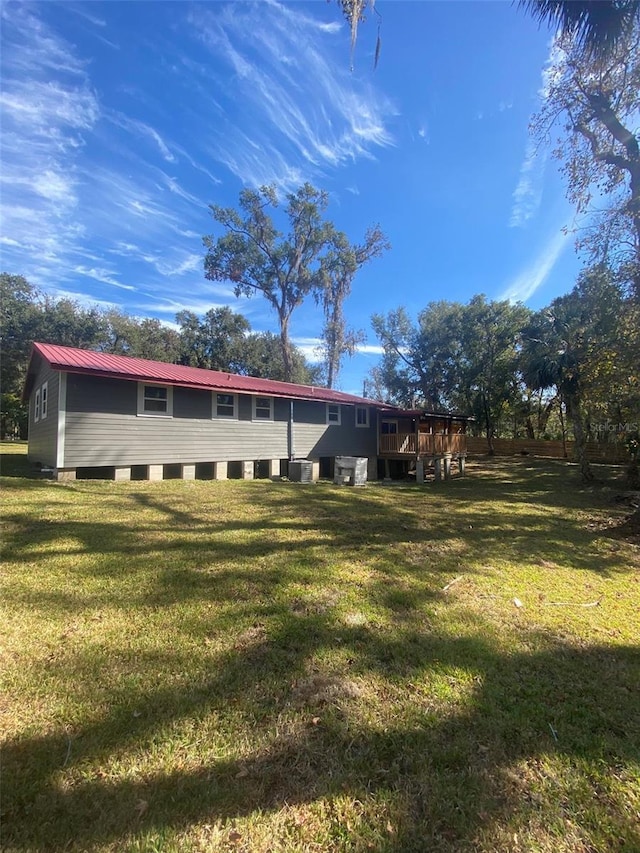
[379,433,467,456]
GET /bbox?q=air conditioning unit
[288,459,314,483]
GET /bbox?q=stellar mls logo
[592,421,639,434]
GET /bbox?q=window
[40,381,48,420]
[137,383,173,416]
[214,392,237,418]
[327,404,341,426]
[355,406,369,428]
[381,419,398,435]
[253,395,273,421]
[34,388,40,423]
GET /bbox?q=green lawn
[2,443,639,852]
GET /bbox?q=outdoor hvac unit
[288,459,314,483]
[334,456,368,487]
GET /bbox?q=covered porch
[377,410,470,480]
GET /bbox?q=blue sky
[1,1,581,393]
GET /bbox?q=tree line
[369,266,639,483]
[0,272,321,439]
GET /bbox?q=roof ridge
[30,342,381,406]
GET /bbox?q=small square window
[138,383,173,416]
[253,395,273,420]
[355,406,369,428]
[215,392,237,418]
[34,388,40,423]
[40,381,48,420]
[327,404,341,425]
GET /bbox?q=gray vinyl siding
[63,375,288,467]
[292,402,377,459]
[62,374,377,467]
[27,360,59,466]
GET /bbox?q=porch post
[416,459,425,484]
[443,454,452,479]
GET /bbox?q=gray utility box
[334,456,368,487]
[288,459,314,483]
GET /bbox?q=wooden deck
[379,433,466,457]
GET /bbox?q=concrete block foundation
[213,461,228,481]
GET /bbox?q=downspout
[288,399,295,460]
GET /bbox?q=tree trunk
[566,394,594,481]
[327,358,335,390]
[558,396,568,458]
[483,396,495,455]
[538,398,555,436]
[279,314,293,383]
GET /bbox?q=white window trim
[252,395,274,422]
[40,381,48,420]
[355,405,369,428]
[213,391,238,419]
[34,388,40,423]
[326,403,341,426]
[137,382,173,417]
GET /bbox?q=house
[24,342,469,482]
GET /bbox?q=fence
[465,436,629,463]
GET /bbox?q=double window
[138,384,173,416]
[33,381,48,423]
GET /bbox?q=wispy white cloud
[0,6,99,284]
[509,41,563,228]
[509,137,548,228]
[109,112,176,162]
[72,266,137,291]
[357,344,385,356]
[48,288,120,311]
[66,6,107,28]
[291,337,383,362]
[501,230,569,302]
[137,295,235,316]
[291,337,324,362]
[188,0,396,189]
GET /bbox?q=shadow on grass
[0,448,50,481]
[4,624,639,851]
[2,476,633,604]
[3,459,639,850]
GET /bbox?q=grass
[2,441,639,852]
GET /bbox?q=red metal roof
[30,342,382,407]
